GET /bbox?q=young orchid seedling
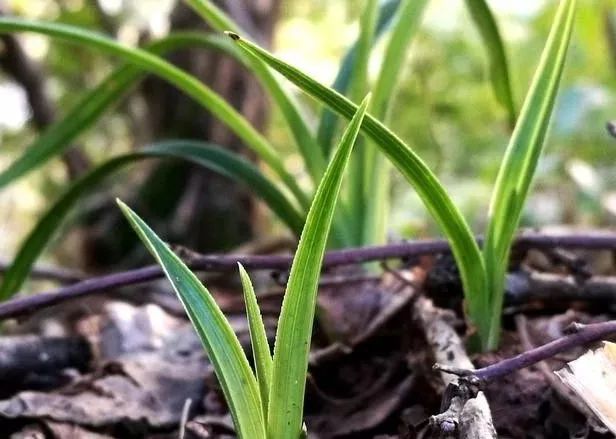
[225,0,577,350]
[118,96,370,438]
[0,0,518,308]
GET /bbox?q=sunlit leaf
[484,0,576,349]
[317,0,401,155]
[347,0,378,245]
[0,32,223,194]
[185,0,326,182]
[362,0,428,246]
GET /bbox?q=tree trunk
[83,0,280,268]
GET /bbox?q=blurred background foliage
[0,0,614,277]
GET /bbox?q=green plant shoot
[119,95,370,437]
[227,0,577,350]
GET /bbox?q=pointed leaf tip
[116,199,134,219]
[116,198,128,211]
[116,199,265,437]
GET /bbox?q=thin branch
[472,320,616,382]
[506,271,616,304]
[512,231,616,250]
[0,231,615,321]
[515,315,602,424]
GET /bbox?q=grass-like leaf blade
[0,18,309,208]
[238,263,273,417]
[228,32,487,339]
[606,7,616,64]
[183,0,242,35]
[346,0,378,245]
[362,0,428,245]
[348,0,378,102]
[0,141,303,299]
[118,201,266,438]
[483,0,576,349]
[464,0,516,126]
[317,0,401,156]
[0,32,228,196]
[268,95,370,438]
[185,0,326,182]
[371,0,427,119]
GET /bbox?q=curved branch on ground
[0,231,614,321]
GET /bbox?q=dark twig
[512,231,616,250]
[0,335,91,384]
[472,320,616,382]
[0,231,615,321]
[514,315,602,424]
[0,265,164,320]
[506,271,616,304]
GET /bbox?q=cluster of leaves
[116,1,576,432]
[232,0,575,351]
[119,96,370,439]
[0,0,580,436]
[0,0,512,298]
[0,0,576,353]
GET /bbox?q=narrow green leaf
[238,263,272,418]
[0,29,321,198]
[0,18,309,209]
[317,0,401,156]
[347,0,379,245]
[464,0,516,126]
[185,0,326,182]
[371,0,428,119]
[118,201,265,439]
[228,33,487,337]
[486,0,576,269]
[0,141,303,299]
[484,0,576,349]
[362,0,429,245]
[0,32,227,195]
[349,0,379,102]
[268,95,370,439]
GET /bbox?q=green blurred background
[0,0,614,273]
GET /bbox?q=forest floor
[0,231,614,438]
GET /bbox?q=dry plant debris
[556,341,616,435]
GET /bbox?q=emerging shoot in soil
[119,96,370,438]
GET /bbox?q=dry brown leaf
[555,341,616,434]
